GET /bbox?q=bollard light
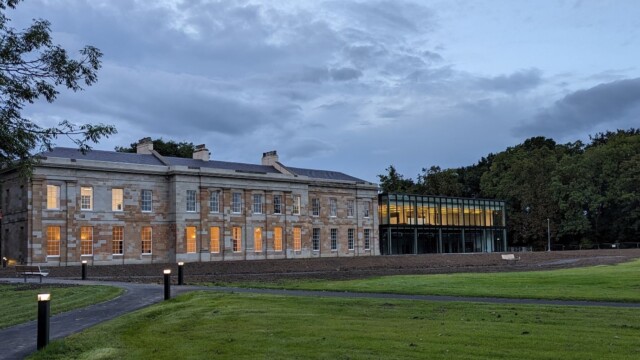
[81,260,88,280]
[37,293,51,350]
[2,257,7,268]
[178,262,184,286]
[163,269,171,300]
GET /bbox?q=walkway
[1,278,639,359]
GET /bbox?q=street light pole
[547,218,551,252]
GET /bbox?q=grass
[0,283,123,329]
[221,259,640,302]
[30,291,640,360]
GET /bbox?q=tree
[0,0,116,172]
[115,138,196,158]
[378,165,415,193]
[415,165,464,196]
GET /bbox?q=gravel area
[1,249,638,283]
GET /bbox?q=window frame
[141,189,153,212]
[364,228,371,250]
[232,192,242,214]
[329,198,337,217]
[46,185,60,210]
[186,226,197,253]
[80,226,93,255]
[112,226,124,255]
[330,228,338,251]
[253,194,263,214]
[210,226,220,253]
[311,198,320,216]
[232,226,242,252]
[273,194,282,214]
[112,188,124,212]
[80,187,93,211]
[293,195,301,215]
[363,200,371,218]
[46,226,61,257]
[141,226,153,254]
[312,228,320,251]
[254,227,262,252]
[348,228,355,251]
[209,191,220,213]
[347,199,355,217]
[274,227,283,252]
[186,190,198,212]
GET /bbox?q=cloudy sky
[11,0,640,182]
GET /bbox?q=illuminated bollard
[2,257,7,268]
[178,262,184,285]
[163,269,171,300]
[37,294,51,350]
[81,260,88,280]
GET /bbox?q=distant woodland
[378,129,640,250]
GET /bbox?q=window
[294,227,302,251]
[141,190,152,212]
[210,227,220,253]
[364,201,371,218]
[364,229,371,250]
[329,198,337,217]
[348,228,355,250]
[253,194,263,214]
[254,227,262,252]
[46,226,60,256]
[312,228,320,251]
[141,226,152,254]
[80,226,93,255]
[274,227,283,251]
[273,195,282,214]
[186,226,197,253]
[46,185,60,210]
[232,227,242,252]
[80,187,93,210]
[330,228,338,251]
[232,192,242,213]
[113,226,124,255]
[347,200,355,217]
[186,190,197,212]
[112,188,123,211]
[293,195,301,215]
[209,191,219,213]
[311,198,320,216]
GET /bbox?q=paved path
[1,278,639,359]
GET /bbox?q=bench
[15,265,50,283]
[501,254,520,262]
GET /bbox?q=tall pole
[547,218,551,252]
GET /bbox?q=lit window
[294,227,302,251]
[293,195,301,215]
[347,200,355,217]
[186,190,197,212]
[232,192,242,214]
[141,226,152,254]
[273,195,282,214]
[210,226,220,253]
[80,187,93,211]
[46,185,60,210]
[274,227,283,251]
[113,226,124,255]
[80,226,93,255]
[311,198,320,216]
[348,228,355,250]
[329,198,337,217]
[312,228,320,251]
[46,226,60,256]
[232,227,242,252]
[330,228,338,251]
[112,188,123,211]
[254,227,262,252]
[186,226,197,253]
[253,194,263,214]
[141,190,152,212]
[363,201,371,218]
[209,191,219,213]
[364,229,371,250]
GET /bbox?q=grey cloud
[515,77,640,137]
[477,68,543,93]
[422,50,443,62]
[283,139,336,160]
[377,107,405,119]
[330,67,363,81]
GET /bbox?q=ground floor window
[186,226,197,253]
[210,227,220,253]
[293,227,301,251]
[312,228,320,251]
[364,229,371,250]
[141,226,152,254]
[330,228,338,251]
[348,228,355,250]
[274,227,283,252]
[112,226,124,255]
[254,227,262,252]
[232,227,242,252]
[47,226,60,256]
[80,226,93,255]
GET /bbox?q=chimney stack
[261,150,279,166]
[136,137,153,154]
[193,144,210,161]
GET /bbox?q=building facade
[0,139,379,265]
[379,193,507,254]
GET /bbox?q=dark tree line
[379,129,640,249]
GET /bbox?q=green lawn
[223,259,640,302]
[30,291,640,360]
[0,283,123,329]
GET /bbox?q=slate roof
[42,148,367,183]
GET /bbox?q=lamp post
[81,260,88,280]
[163,269,171,300]
[547,218,551,252]
[178,262,184,286]
[37,293,51,350]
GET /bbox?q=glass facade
[379,193,507,255]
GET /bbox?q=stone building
[0,139,379,265]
